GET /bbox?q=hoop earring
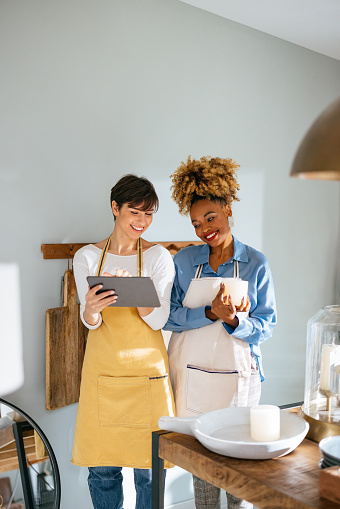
[228,216,234,228]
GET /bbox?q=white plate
[319,436,340,464]
[159,407,309,460]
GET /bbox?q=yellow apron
[72,237,175,468]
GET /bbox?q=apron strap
[96,236,111,276]
[96,236,143,277]
[194,264,203,279]
[196,261,239,279]
[137,237,143,277]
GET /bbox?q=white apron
[168,262,252,417]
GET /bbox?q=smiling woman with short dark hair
[71,174,175,509]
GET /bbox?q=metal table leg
[13,421,36,509]
[152,430,170,509]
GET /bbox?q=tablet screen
[87,276,161,307]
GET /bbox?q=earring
[228,216,234,228]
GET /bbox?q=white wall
[1,0,340,507]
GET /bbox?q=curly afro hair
[170,156,240,215]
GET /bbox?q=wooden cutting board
[45,269,88,410]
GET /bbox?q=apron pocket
[98,376,151,427]
[186,364,238,414]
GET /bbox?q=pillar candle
[250,405,280,442]
[319,343,340,392]
[320,344,333,391]
[221,278,248,307]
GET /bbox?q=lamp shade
[0,263,24,396]
[290,96,340,180]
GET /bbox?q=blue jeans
[88,466,156,509]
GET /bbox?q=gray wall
[1,0,340,507]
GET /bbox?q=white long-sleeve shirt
[73,243,175,331]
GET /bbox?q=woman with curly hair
[164,156,277,509]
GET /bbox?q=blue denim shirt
[164,236,277,381]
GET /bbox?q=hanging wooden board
[46,270,88,410]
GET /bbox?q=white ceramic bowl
[159,407,309,460]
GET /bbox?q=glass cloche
[301,305,340,441]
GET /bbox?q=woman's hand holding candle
[250,405,280,442]
[208,283,250,328]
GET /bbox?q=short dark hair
[110,174,159,214]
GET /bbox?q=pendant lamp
[290,96,340,180]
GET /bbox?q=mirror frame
[0,398,61,509]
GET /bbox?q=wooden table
[151,430,340,509]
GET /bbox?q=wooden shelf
[41,241,203,259]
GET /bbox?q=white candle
[319,344,340,392]
[320,345,333,391]
[221,278,248,307]
[250,405,280,442]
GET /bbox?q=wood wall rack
[41,241,202,259]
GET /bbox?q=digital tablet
[87,276,161,307]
